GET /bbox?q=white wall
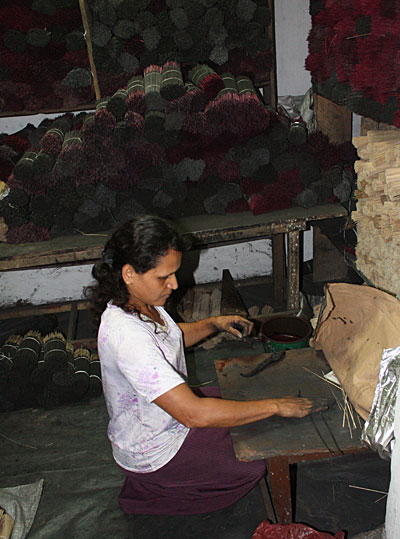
[0,1,314,307]
[275,0,312,96]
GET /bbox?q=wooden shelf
[0,205,347,272]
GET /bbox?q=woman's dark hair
[85,215,186,326]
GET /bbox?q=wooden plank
[315,94,352,143]
[0,300,90,320]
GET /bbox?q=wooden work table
[0,204,347,311]
[214,347,366,524]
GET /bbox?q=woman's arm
[154,383,313,428]
[177,315,253,348]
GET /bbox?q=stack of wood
[178,285,222,323]
[352,129,400,294]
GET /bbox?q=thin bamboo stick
[79,0,101,101]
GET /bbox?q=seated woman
[86,215,313,515]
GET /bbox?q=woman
[87,215,313,515]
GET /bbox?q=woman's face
[122,248,182,309]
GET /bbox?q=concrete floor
[0,277,389,538]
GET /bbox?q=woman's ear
[121,264,137,285]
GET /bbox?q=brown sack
[0,508,14,539]
[313,283,400,420]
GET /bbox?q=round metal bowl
[260,315,313,352]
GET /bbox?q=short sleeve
[115,321,186,403]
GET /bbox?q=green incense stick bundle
[236,75,257,96]
[73,347,90,399]
[218,72,239,97]
[160,61,185,101]
[89,351,102,397]
[144,64,165,112]
[13,330,42,374]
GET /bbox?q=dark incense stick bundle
[94,98,117,132]
[37,333,68,408]
[236,75,270,138]
[89,351,102,397]
[13,330,42,374]
[3,369,26,409]
[73,347,90,399]
[165,82,206,115]
[40,127,65,155]
[144,110,165,143]
[124,110,145,134]
[40,116,72,155]
[188,64,224,99]
[51,341,76,403]
[30,347,46,393]
[32,149,56,176]
[52,131,85,181]
[204,73,240,138]
[42,332,67,372]
[13,151,38,185]
[0,335,22,390]
[107,88,128,122]
[160,61,185,101]
[81,114,98,156]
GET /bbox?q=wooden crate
[315,94,352,143]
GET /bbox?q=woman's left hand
[212,316,254,338]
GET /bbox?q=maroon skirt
[118,387,266,515]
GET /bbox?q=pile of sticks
[352,129,400,294]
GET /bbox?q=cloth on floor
[252,520,345,538]
[0,479,44,539]
[118,387,266,515]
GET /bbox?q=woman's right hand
[275,396,314,418]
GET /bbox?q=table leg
[67,303,78,342]
[287,230,300,311]
[258,476,277,523]
[267,455,292,524]
[272,234,286,309]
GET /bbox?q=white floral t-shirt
[97,302,189,473]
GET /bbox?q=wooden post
[287,230,300,311]
[79,0,101,101]
[272,234,286,309]
[266,0,277,110]
[267,456,292,524]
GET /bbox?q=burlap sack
[313,283,400,420]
